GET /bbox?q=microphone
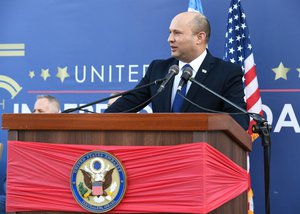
[177,66,193,92]
[122,65,180,113]
[157,65,179,93]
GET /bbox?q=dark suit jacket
[105,50,249,130]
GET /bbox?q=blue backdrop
[1,0,300,213]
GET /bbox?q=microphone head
[181,66,193,81]
[177,66,193,92]
[157,64,179,93]
[169,64,179,75]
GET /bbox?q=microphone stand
[252,115,272,214]
[62,78,166,113]
[189,77,272,214]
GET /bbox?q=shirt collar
[178,49,207,74]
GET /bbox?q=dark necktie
[172,64,191,112]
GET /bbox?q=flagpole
[252,116,272,214]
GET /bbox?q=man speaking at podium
[105,11,249,130]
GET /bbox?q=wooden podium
[2,113,251,214]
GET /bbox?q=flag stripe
[245,77,260,103]
[244,53,255,72]
[244,66,257,86]
[245,74,259,98]
[246,88,261,110]
[248,99,263,115]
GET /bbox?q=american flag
[223,0,263,213]
[224,0,263,138]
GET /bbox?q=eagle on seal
[80,168,114,197]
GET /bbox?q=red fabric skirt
[7,140,248,213]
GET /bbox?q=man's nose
[168,33,174,43]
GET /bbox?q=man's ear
[197,32,207,44]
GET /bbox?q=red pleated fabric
[6,141,248,213]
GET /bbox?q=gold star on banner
[272,62,290,80]
[297,68,300,78]
[56,66,70,83]
[28,71,35,78]
[41,68,50,80]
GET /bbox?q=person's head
[33,95,60,113]
[168,12,211,63]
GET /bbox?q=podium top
[2,113,251,151]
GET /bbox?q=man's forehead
[34,98,49,106]
[170,15,193,28]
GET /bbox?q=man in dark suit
[105,12,249,130]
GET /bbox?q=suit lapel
[159,77,174,111]
[157,58,179,112]
[182,51,216,111]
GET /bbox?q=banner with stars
[1,0,300,213]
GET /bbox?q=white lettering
[143,64,149,77]
[96,104,109,113]
[91,65,104,82]
[13,102,152,114]
[262,104,273,125]
[64,103,77,111]
[274,104,300,133]
[116,65,125,82]
[73,64,147,83]
[129,65,139,82]
[79,105,94,114]
[13,103,31,113]
[0,99,5,110]
[22,104,31,113]
[75,65,86,83]
[13,103,19,113]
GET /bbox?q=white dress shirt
[171,49,207,108]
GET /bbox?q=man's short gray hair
[37,95,60,112]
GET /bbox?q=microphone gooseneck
[185,76,269,125]
[189,77,248,114]
[157,65,179,93]
[62,77,166,113]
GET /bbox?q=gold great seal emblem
[70,150,126,213]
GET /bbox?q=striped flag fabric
[223,0,263,139]
[92,181,103,196]
[188,0,204,13]
[223,0,263,213]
